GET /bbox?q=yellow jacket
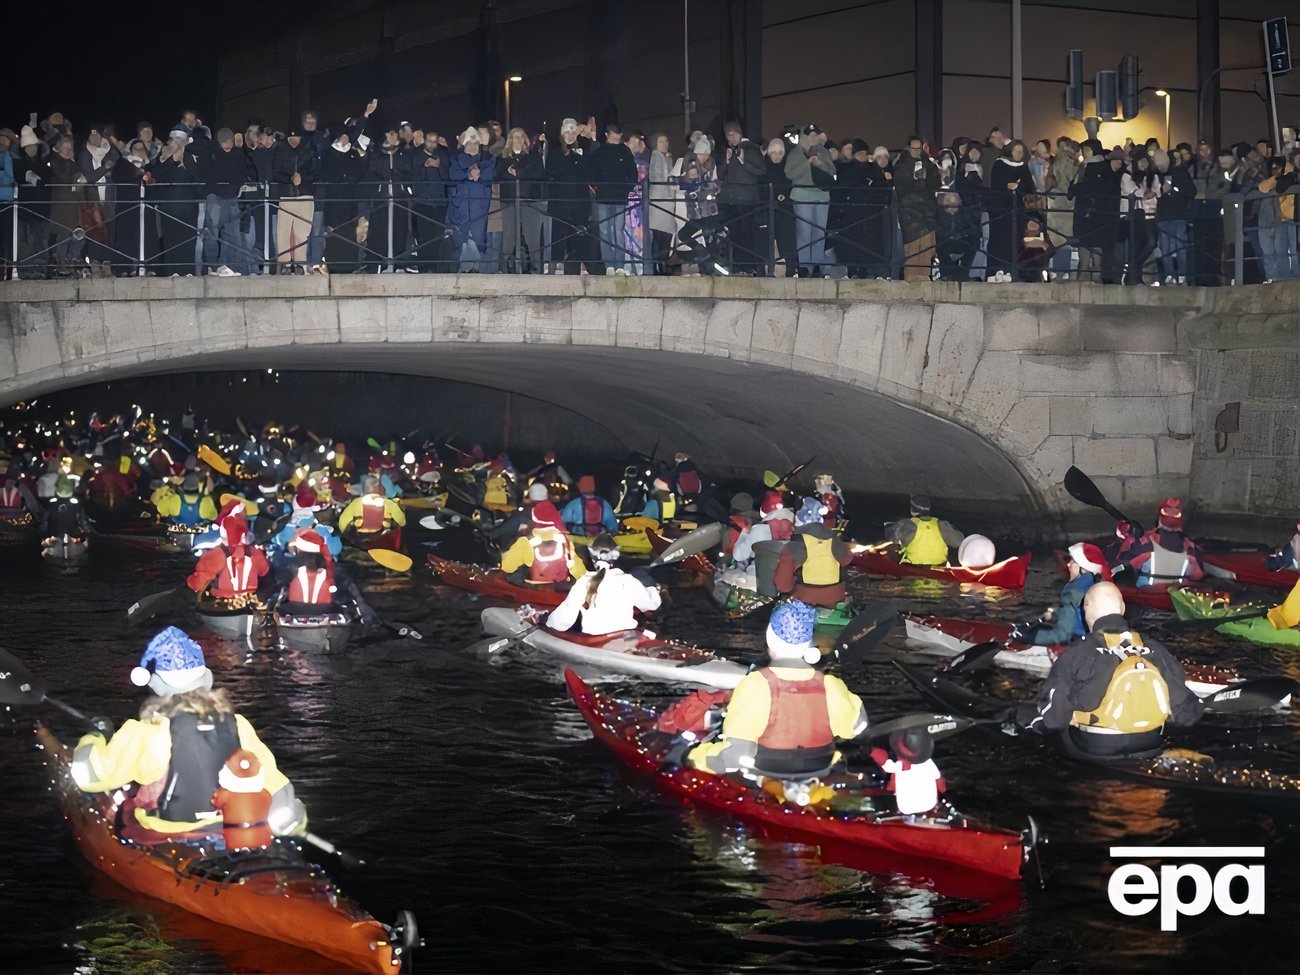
[500,532,587,580]
[339,493,406,530]
[73,714,288,834]
[155,491,218,522]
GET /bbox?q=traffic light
[1120,54,1141,119]
[1095,70,1118,120]
[1066,50,1084,120]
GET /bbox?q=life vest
[48,499,83,536]
[359,494,389,532]
[221,548,259,594]
[484,474,509,508]
[176,492,205,527]
[754,671,835,775]
[156,712,240,823]
[581,495,606,537]
[1071,631,1172,734]
[529,529,572,585]
[900,516,948,566]
[1137,537,1192,586]
[658,494,677,523]
[798,534,841,586]
[0,485,22,509]
[820,493,841,527]
[289,565,331,604]
[675,468,701,497]
[767,518,793,542]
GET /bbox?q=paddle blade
[197,444,232,477]
[649,522,725,568]
[1203,677,1297,713]
[220,493,259,516]
[0,646,49,706]
[419,515,447,531]
[1063,466,1108,508]
[832,600,897,662]
[368,549,414,573]
[941,640,1003,674]
[866,712,977,743]
[126,585,188,624]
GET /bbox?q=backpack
[676,467,701,497]
[1072,631,1172,733]
[582,495,605,536]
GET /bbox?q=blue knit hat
[131,627,211,695]
[794,497,827,527]
[768,600,817,646]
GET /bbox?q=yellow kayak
[571,528,654,556]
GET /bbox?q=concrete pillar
[1196,0,1220,148]
[915,0,943,144]
[720,0,764,137]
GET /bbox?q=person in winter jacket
[937,144,983,281]
[318,125,367,274]
[201,128,255,274]
[364,128,414,272]
[498,128,547,273]
[894,135,941,282]
[1020,542,1111,646]
[409,131,452,272]
[147,131,202,276]
[447,127,497,272]
[760,139,798,274]
[719,121,767,274]
[270,130,317,271]
[187,502,271,605]
[561,475,618,537]
[1120,150,1161,284]
[588,123,639,274]
[1154,149,1195,284]
[546,535,659,635]
[647,133,678,274]
[1069,142,1125,283]
[500,501,585,588]
[986,140,1035,280]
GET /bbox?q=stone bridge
[0,275,1295,531]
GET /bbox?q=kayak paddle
[0,646,93,724]
[864,711,983,743]
[197,444,232,477]
[1200,677,1297,713]
[830,600,896,663]
[126,585,191,624]
[302,831,366,870]
[762,457,815,490]
[1063,466,1145,536]
[366,549,413,573]
[941,640,1004,674]
[220,493,260,516]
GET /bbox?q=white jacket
[546,566,662,635]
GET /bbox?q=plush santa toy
[212,749,274,850]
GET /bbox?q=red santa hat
[1158,497,1183,530]
[291,528,326,554]
[217,500,247,545]
[1067,541,1112,580]
[217,748,265,793]
[292,484,319,514]
[530,500,564,530]
[759,489,786,516]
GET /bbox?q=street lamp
[504,75,523,135]
[1154,89,1171,148]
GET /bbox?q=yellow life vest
[484,474,509,508]
[1071,631,1172,733]
[900,517,948,566]
[661,494,677,522]
[800,534,841,586]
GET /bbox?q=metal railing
[1,181,1295,285]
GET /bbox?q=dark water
[1,527,1297,975]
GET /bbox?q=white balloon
[957,534,997,569]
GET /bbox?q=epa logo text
[1107,847,1265,931]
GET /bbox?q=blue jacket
[447,150,496,227]
[0,152,14,202]
[1030,572,1096,645]
[410,146,451,202]
[272,516,342,558]
[561,493,617,535]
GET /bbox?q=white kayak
[904,614,1284,702]
[480,607,748,689]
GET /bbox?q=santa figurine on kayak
[212,748,274,850]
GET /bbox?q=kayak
[710,578,773,619]
[164,522,210,551]
[35,728,409,975]
[893,662,1300,805]
[195,601,259,643]
[1168,588,1300,648]
[343,524,403,552]
[275,609,354,652]
[1202,551,1300,591]
[850,550,1030,590]
[481,607,748,688]
[42,534,89,561]
[565,670,1028,881]
[1052,550,1177,611]
[903,614,1264,699]
[571,530,653,556]
[0,509,39,547]
[427,554,566,608]
[645,527,714,575]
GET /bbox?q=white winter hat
[693,137,712,155]
[20,125,39,149]
[460,126,481,144]
[560,118,579,133]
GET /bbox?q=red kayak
[427,553,566,607]
[645,526,714,575]
[850,550,1030,590]
[1202,552,1300,591]
[565,669,1028,883]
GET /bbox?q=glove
[89,716,114,738]
[630,568,656,587]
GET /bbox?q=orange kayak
[427,553,567,607]
[35,727,408,975]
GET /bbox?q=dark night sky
[0,4,303,137]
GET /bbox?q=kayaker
[670,452,704,508]
[527,451,573,493]
[723,491,794,590]
[271,485,342,565]
[481,461,516,511]
[638,478,678,527]
[869,729,947,818]
[71,626,307,844]
[773,499,853,608]
[338,474,406,545]
[1125,498,1204,586]
[561,476,618,537]
[278,528,339,617]
[1016,581,1206,756]
[688,600,868,781]
[156,472,218,527]
[613,456,655,516]
[546,534,661,635]
[0,465,40,516]
[1104,520,1138,566]
[720,492,758,559]
[812,473,845,528]
[187,501,271,607]
[1266,521,1300,572]
[500,501,586,589]
[1016,542,1111,645]
[486,481,552,547]
[889,494,964,566]
[42,475,90,540]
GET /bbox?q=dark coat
[718,139,767,205]
[446,149,496,226]
[545,143,590,206]
[316,144,366,227]
[587,141,638,202]
[1069,157,1122,246]
[146,152,201,224]
[203,145,253,199]
[409,145,451,202]
[497,148,546,203]
[893,153,941,241]
[271,139,318,197]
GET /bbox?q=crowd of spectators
[1,103,1297,285]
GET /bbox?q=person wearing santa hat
[500,499,585,588]
[485,479,551,546]
[187,500,271,604]
[889,493,965,567]
[773,498,853,607]
[546,534,660,635]
[687,600,867,784]
[562,475,619,536]
[278,528,340,616]
[1018,541,1112,645]
[1124,497,1204,587]
[270,484,342,567]
[71,627,306,841]
[722,489,796,590]
[812,473,845,529]
[211,749,275,850]
[338,473,406,548]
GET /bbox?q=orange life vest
[359,495,388,532]
[288,566,331,604]
[0,485,21,509]
[219,549,259,594]
[529,531,571,585]
[756,671,833,751]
